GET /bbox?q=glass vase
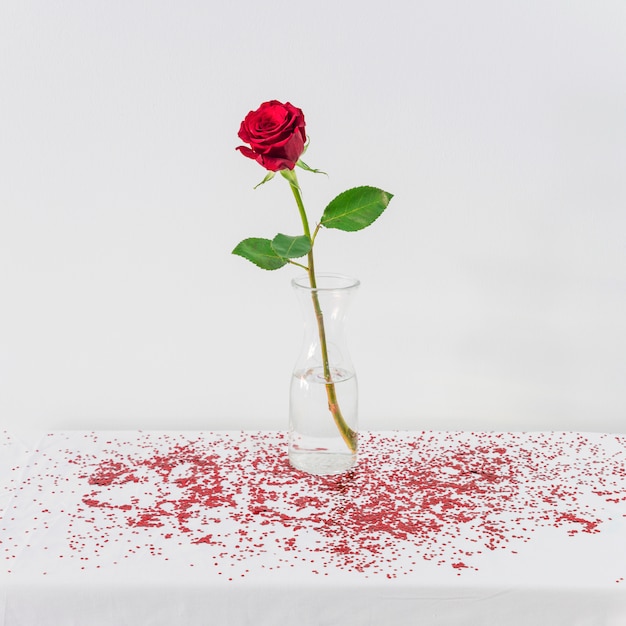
[289,274,360,475]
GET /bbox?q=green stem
[287,173,357,454]
[287,260,309,271]
[311,223,322,246]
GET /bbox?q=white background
[1,0,624,433]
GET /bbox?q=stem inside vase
[306,260,357,453]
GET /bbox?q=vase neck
[292,274,359,375]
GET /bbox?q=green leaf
[253,171,276,189]
[232,238,288,270]
[271,233,312,259]
[320,186,393,232]
[296,160,327,176]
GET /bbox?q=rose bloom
[236,100,306,172]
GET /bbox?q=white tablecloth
[1,430,625,625]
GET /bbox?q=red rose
[236,100,306,172]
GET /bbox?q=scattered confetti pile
[2,431,625,580]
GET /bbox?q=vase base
[288,450,356,475]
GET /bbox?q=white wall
[1,0,624,433]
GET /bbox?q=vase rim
[291,273,360,292]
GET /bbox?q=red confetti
[2,431,625,581]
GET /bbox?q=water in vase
[289,366,357,475]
